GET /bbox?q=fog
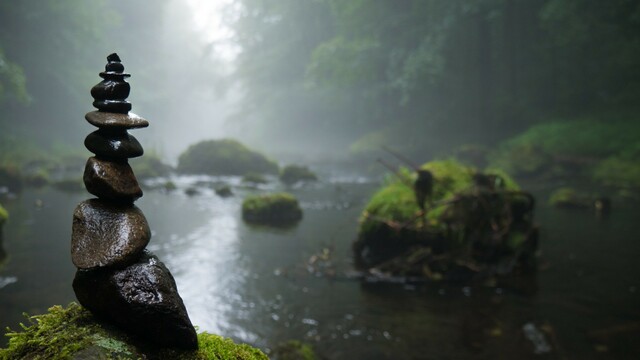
[2,0,637,166]
[1,1,640,358]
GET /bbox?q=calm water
[0,174,639,359]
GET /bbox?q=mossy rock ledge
[177,139,278,176]
[242,193,302,226]
[355,159,538,283]
[0,303,268,360]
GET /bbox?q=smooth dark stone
[107,53,121,62]
[71,198,150,269]
[105,62,124,72]
[85,111,149,129]
[85,130,143,159]
[73,252,198,350]
[83,157,142,201]
[91,80,130,101]
[98,71,131,81]
[93,100,132,114]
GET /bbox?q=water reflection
[0,175,639,358]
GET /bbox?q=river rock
[71,199,150,269]
[85,111,149,129]
[93,100,132,113]
[91,80,131,101]
[73,252,198,349]
[84,130,143,159]
[83,157,142,202]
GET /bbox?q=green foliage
[0,202,8,225]
[492,119,640,158]
[0,303,268,360]
[592,157,640,189]
[0,46,29,104]
[489,118,640,183]
[177,139,278,176]
[279,165,317,185]
[242,192,303,225]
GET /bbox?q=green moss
[177,139,278,176]
[0,304,268,360]
[1,304,97,360]
[0,203,7,225]
[356,159,535,275]
[279,165,317,185]
[548,187,590,208]
[242,192,302,225]
[193,333,268,360]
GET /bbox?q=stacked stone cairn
[71,53,198,349]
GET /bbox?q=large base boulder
[73,252,198,349]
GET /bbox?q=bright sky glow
[185,0,240,61]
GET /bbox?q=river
[0,173,639,359]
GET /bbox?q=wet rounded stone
[85,111,149,129]
[83,157,142,202]
[93,100,132,114]
[73,252,198,349]
[84,129,143,159]
[91,80,131,101]
[71,198,150,269]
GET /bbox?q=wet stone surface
[73,252,198,350]
[71,198,150,269]
[84,130,143,159]
[85,111,149,129]
[83,157,142,202]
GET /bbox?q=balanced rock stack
[71,53,198,349]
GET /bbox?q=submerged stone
[85,111,149,129]
[85,129,143,159]
[83,157,142,202]
[71,199,150,269]
[73,252,198,350]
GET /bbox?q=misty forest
[0,0,639,359]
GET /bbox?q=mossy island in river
[177,139,278,176]
[242,192,303,226]
[0,303,268,360]
[279,165,318,185]
[355,159,537,283]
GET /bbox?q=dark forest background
[1,0,639,167]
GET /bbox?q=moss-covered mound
[0,303,268,360]
[177,139,278,176]
[242,193,302,226]
[548,187,590,208]
[355,159,537,282]
[279,165,317,185]
[488,119,640,189]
